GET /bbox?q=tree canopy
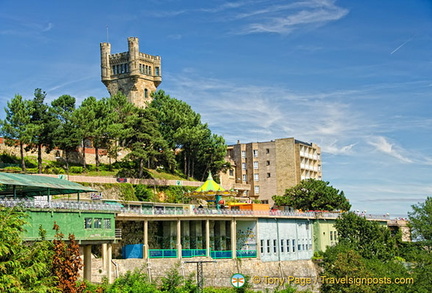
[1,89,228,181]
[149,90,227,180]
[408,196,432,248]
[0,207,57,292]
[272,179,351,211]
[0,94,33,171]
[320,212,410,293]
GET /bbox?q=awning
[0,172,96,197]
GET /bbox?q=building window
[144,89,149,98]
[266,148,270,154]
[229,169,234,176]
[266,160,270,166]
[155,67,160,76]
[254,186,260,194]
[254,173,259,181]
[292,239,296,252]
[280,239,284,252]
[267,173,271,178]
[273,239,277,253]
[242,163,246,170]
[94,218,102,229]
[241,151,246,158]
[253,161,259,169]
[286,239,290,252]
[267,240,270,253]
[242,174,247,182]
[104,218,111,229]
[253,150,258,157]
[84,218,92,229]
[330,231,333,241]
[260,239,264,253]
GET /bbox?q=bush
[106,269,160,293]
[134,185,156,202]
[119,183,137,201]
[70,166,84,174]
[3,166,22,172]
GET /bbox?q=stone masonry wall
[92,257,320,292]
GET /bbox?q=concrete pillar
[177,219,182,258]
[101,243,107,272]
[143,220,148,259]
[107,243,113,283]
[256,221,261,260]
[231,219,237,259]
[206,220,210,257]
[83,245,92,281]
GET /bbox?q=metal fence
[0,197,391,220]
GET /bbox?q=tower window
[144,89,149,98]
[155,67,160,76]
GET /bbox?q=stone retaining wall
[92,257,320,292]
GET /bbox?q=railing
[149,249,177,258]
[210,250,232,259]
[237,250,257,258]
[132,248,256,259]
[182,249,207,258]
[115,228,122,239]
[0,198,391,220]
[0,198,121,211]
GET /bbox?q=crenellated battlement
[100,37,162,108]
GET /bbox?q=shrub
[70,166,84,174]
[134,185,156,202]
[105,269,160,293]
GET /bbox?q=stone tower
[100,37,162,107]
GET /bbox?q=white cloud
[367,136,413,163]
[236,0,349,35]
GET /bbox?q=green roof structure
[190,173,236,203]
[0,172,96,197]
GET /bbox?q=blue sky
[1,0,432,218]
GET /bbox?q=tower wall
[100,37,162,108]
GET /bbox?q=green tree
[335,212,397,261]
[320,245,410,293]
[121,106,175,178]
[408,196,432,248]
[149,90,227,180]
[319,212,413,293]
[406,197,432,292]
[0,94,33,171]
[272,179,351,211]
[50,95,81,173]
[0,206,57,292]
[27,88,56,173]
[74,96,111,170]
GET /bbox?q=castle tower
[100,37,162,107]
